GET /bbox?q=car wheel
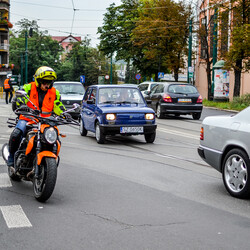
[222,148,250,199]
[156,105,163,119]
[192,113,201,120]
[95,122,105,144]
[79,119,87,136]
[144,131,156,143]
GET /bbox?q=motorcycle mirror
[15,90,27,97]
[73,103,80,109]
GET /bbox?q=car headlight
[145,113,154,120]
[44,127,58,144]
[106,113,116,120]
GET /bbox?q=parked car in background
[53,81,85,119]
[79,84,157,144]
[138,81,158,97]
[198,107,250,199]
[145,82,203,120]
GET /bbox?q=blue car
[79,84,157,144]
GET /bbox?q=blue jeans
[7,120,28,166]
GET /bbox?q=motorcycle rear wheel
[33,157,57,202]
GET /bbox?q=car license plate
[178,98,192,103]
[120,127,144,133]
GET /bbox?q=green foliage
[9,19,62,83]
[203,94,250,111]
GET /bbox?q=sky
[9,0,122,47]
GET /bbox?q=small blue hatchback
[79,84,157,144]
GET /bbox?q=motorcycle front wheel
[33,157,57,202]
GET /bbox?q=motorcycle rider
[7,66,71,167]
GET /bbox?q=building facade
[0,0,13,86]
[195,0,250,101]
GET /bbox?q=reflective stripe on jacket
[20,82,57,121]
[4,79,11,90]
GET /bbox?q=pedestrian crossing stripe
[0,205,32,228]
[0,173,12,187]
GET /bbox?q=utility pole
[110,54,112,85]
[212,8,218,94]
[24,30,28,84]
[187,19,192,83]
[21,53,23,86]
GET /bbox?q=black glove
[19,105,30,112]
[63,113,72,121]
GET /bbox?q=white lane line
[158,127,199,140]
[0,173,12,187]
[0,205,32,228]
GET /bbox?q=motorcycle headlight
[44,127,57,144]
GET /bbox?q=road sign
[105,75,110,80]
[135,74,141,80]
[158,72,164,78]
[188,72,193,78]
[80,75,85,84]
[188,66,194,73]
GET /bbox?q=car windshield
[98,87,145,104]
[54,83,85,95]
[168,84,198,94]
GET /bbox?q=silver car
[53,81,85,119]
[198,107,250,199]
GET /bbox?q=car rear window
[168,84,198,94]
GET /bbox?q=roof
[51,35,81,43]
[89,84,139,89]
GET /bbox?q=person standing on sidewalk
[3,74,13,104]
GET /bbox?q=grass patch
[203,94,250,112]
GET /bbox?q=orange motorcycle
[2,90,79,202]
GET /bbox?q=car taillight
[197,95,203,103]
[163,93,172,103]
[200,127,204,140]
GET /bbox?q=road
[0,99,249,250]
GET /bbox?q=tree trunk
[233,59,242,97]
[174,69,179,82]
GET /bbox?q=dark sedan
[145,82,203,120]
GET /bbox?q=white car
[138,81,158,97]
[53,81,85,119]
[198,107,250,199]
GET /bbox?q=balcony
[0,43,9,51]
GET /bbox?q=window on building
[200,17,207,59]
[209,15,214,56]
[220,11,229,57]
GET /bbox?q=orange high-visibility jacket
[20,82,57,121]
[4,78,11,90]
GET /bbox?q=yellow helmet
[34,66,57,88]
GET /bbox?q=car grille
[115,113,146,125]
[62,100,81,106]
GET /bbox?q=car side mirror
[144,90,150,96]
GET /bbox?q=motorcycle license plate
[120,126,143,133]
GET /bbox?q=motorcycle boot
[7,128,23,167]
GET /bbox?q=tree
[9,19,62,83]
[131,0,191,81]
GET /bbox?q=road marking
[0,205,32,228]
[158,127,199,140]
[0,173,12,187]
